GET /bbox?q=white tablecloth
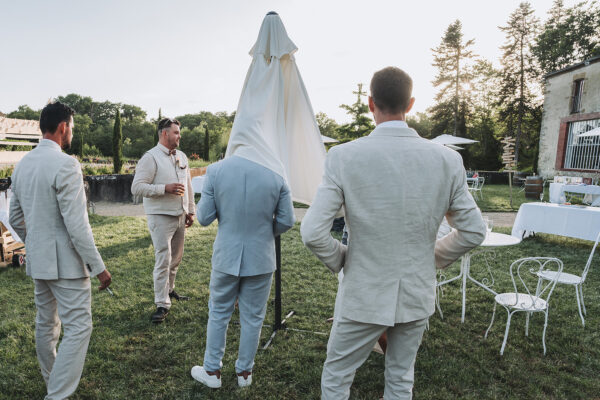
[512,202,600,242]
[191,176,205,194]
[549,183,600,206]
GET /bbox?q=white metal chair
[536,231,599,326]
[485,257,563,355]
[469,177,484,200]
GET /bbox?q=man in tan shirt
[132,118,195,323]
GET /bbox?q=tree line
[1,94,235,164]
[319,0,600,172]
[2,1,599,173]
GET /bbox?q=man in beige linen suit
[10,101,112,400]
[131,117,195,323]
[301,67,486,399]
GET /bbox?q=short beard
[61,132,71,150]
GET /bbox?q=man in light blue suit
[191,155,295,389]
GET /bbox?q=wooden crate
[0,222,25,267]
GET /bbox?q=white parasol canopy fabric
[321,135,338,143]
[225,12,326,205]
[430,134,478,145]
[577,126,600,138]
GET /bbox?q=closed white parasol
[226,11,326,205]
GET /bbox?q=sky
[0,0,575,123]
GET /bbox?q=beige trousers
[321,316,428,400]
[34,277,92,400]
[147,213,186,309]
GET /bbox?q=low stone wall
[85,168,207,203]
[190,167,207,177]
[85,174,134,202]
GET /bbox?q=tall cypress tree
[204,129,210,161]
[430,20,476,137]
[154,108,162,146]
[497,2,540,166]
[113,109,123,174]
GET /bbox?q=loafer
[191,366,221,388]
[151,307,169,323]
[169,290,189,301]
[237,371,252,387]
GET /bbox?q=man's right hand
[165,183,185,196]
[97,269,112,290]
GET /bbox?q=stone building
[538,55,600,179]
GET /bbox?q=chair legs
[575,284,585,326]
[486,303,515,356]
[485,303,497,339]
[435,285,444,319]
[488,307,551,355]
[500,310,513,355]
[579,285,587,315]
[542,311,549,355]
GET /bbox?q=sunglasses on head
[158,118,180,130]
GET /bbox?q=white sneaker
[191,366,221,388]
[237,372,252,387]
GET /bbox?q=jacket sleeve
[300,148,347,273]
[55,157,106,276]
[434,153,487,269]
[131,153,165,198]
[273,181,295,236]
[197,168,217,226]
[8,172,26,243]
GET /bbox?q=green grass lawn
[475,184,547,212]
[0,217,598,399]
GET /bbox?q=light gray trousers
[34,278,92,400]
[203,270,273,373]
[147,213,186,309]
[321,316,428,400]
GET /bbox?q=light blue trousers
[203,270,273,373]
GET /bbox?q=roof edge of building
[545,55,600,79]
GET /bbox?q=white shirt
[374,120,409,130]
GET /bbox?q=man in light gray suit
[301,67,486,399]
[191,155,295,389]
[10,101,112,400]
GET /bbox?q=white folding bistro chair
[536,231,600,326]
[468,176,482,200]
[485,257,563,355]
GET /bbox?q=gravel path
[93,201,516,227]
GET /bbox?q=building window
[564,118,600,170]
[570,79,585,114]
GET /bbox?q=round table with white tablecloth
[437,232,521,323]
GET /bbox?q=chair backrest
[478,177,485,189]
[509,257,563,310]
[582,231,600,282]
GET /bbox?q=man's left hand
[185,213,195,228]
